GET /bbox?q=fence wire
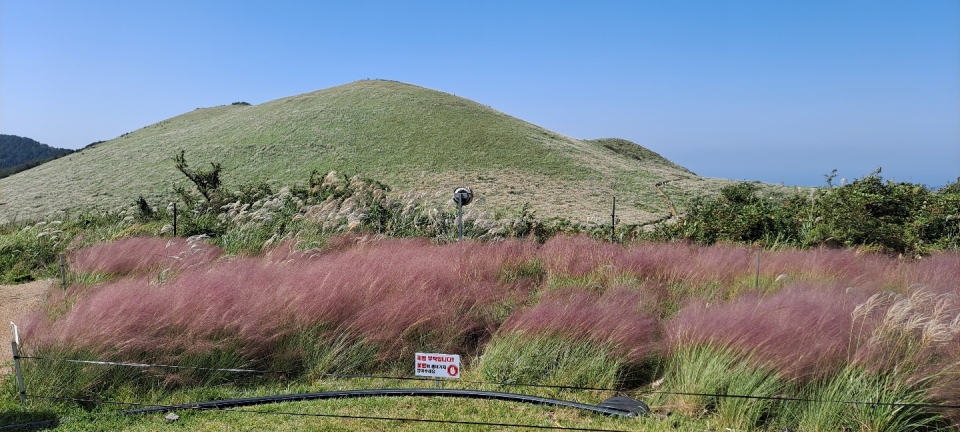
[13,353,960,416]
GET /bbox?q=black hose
[123,388,644,417]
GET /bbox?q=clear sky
[2,1,958,187]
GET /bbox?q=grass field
[0,80,784,226]
[4,235,959,430]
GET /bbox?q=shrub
[666,182,802,245]
[807,169,929,252]
[661,171,960,254]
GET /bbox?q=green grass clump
[268,331,381,381]
[0,222,62,283]
[656,345,787,430]
[0,211,148,284]
[477,333,621,397]
[796,366,942,431]
[16,345,260,404]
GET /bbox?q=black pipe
[124,388,645,418]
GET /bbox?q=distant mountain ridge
[0,80,760,224]
[0,135,71,168]
[0,135,73,178]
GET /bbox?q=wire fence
[7,348,645,430]
[12,351,960,411]
[15,353,960,409]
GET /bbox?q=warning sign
[415,353,461,378]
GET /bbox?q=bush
[663,171,960,254]
[663,182,802,246]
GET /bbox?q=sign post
[452,187,473,242]
[416,353,461,388]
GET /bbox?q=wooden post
[173,203,178,237]
[12,341,26,405]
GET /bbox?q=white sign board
[415,353,461,378]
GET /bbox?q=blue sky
[2,1,958,187]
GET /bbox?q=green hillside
[0,80,738,224]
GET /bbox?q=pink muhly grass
[757,248,902,290]
[499,285,663,363]
[538,235,620,276]
[23,237,539,366]
[71,237,222,277]
[614,242,757,288]
[900,252,960,296]
[28,233,956,384]
[666,282,872,382]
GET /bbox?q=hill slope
[0,80,735,224]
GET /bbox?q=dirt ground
[0,279,52,374]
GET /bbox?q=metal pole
[173,203,178,237]
[59,254,66,289]
[12,341,26,405]
[610,197,616,243]
[457,199,463,241]
[755,248,761,289]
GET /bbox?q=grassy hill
[0,80,746,224]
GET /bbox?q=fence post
[610,197,616,243]
[755,248,761,289]
[12,341,26,405]
[59,254,66,289]
[173,202,178,237]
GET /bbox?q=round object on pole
[453,187,473,206]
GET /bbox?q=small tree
[173,150,222,204]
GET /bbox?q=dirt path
[0,279,52,374]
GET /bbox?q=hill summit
[0,80,725,224]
